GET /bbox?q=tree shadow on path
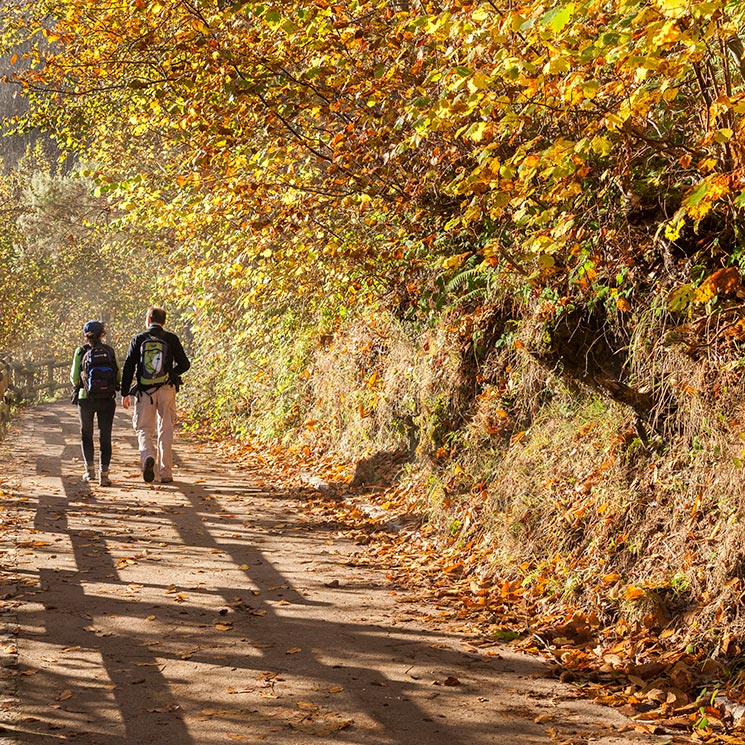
[0,403,641,745]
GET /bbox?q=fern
[445,266,491,306]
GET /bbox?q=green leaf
[539,4,574,34]
[684,182,710,208]
[668,283,694,312]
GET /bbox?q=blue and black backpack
[81,344,117,399]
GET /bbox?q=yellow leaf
[582,80,600,99]
[664,218,684,241]
[655,0,687,17]
[468,71,491,92]
[653,19,680,46]
[442,252,469,270]
[467,121,488,142]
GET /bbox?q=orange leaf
[694,267,741,304]
[625,585,645,600]
[616,297,631,312]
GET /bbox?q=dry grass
[304,314,420,460]
[422,314,745,648]
[243,299,745,651]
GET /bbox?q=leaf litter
[215,438,745,745]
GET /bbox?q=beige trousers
[132,385,177,479]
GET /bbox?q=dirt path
[0,402,673,745]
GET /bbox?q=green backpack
[139,334,172,389]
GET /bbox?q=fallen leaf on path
[84,625,113,637]
[286,647,302,654]
[177,647,201,659]
[56,689,73,701]
[288,706,354,736]
[199,708,247,719]
[215,623,233,631]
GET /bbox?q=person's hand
[122,395,131,409]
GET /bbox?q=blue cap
[83,320,104,335]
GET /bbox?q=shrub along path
[0,402,667,745]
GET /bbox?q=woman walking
[70,320,121,486]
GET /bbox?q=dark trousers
[78,397,116,470]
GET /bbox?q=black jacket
[120,324,190,396]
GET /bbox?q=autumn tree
[2,0,745,425]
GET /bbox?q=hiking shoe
[143,457,155,483]
[82,467,95,483]
[99,471,112,487]
[160,477,174,483]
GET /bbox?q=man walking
[121,306,191,483]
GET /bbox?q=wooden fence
[0,354,69,419]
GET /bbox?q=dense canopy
[3,0,744,330]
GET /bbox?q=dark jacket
[120,324,190,396]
